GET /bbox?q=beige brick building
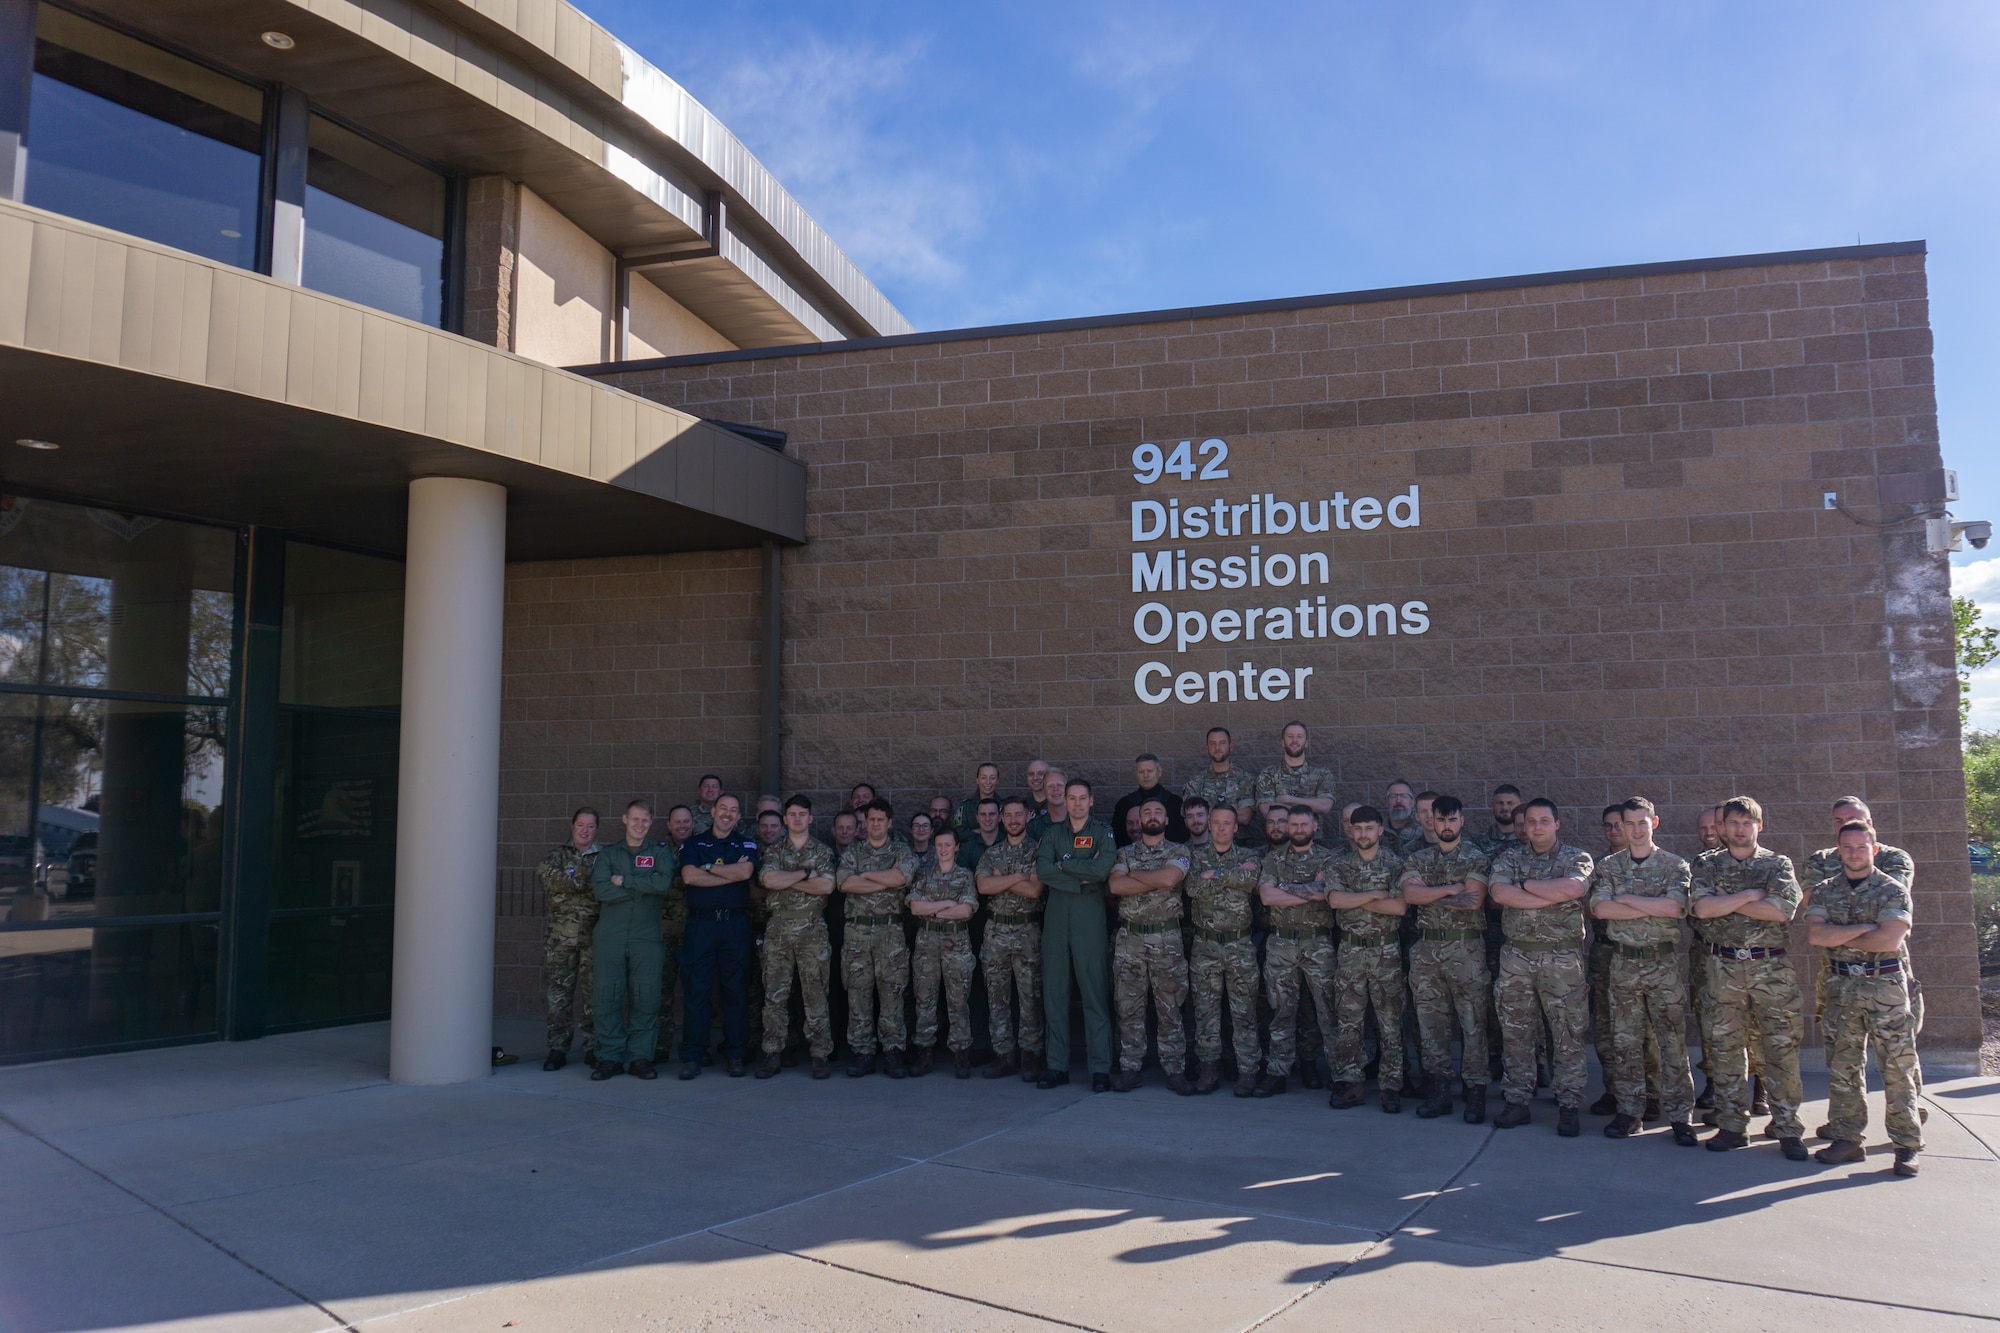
[491,242,1978,1065]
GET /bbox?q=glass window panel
[265,912,391,1029]
[279,543,403,708]
[0,921,217,1059]
[26,8,262,270]
[0,696,227,923]
[0,497,236,697]
[304,115,447,326]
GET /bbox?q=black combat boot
[1252,1071,1287,1098]
[542,1050,567,1072]
[1299,1060,1327,1091]
[1494,1100,1532,1129]
[1707,1128,1749,1151]
[1111,1068,1142,1093]
[952,1049,971,1078]
[908,1045,933,1078]
[1588,1089,1617,1115]
[755,1051,782,1079]
[591,1060,624,1081]
[1814,1139,1865,1165]
[1194,1059,1222,1094]
[1380,1088,1402,1114]
[984,1051,1020,1079]
[882,1048,907,1079]
[1556,1106,1581,1137]
[1462,1084,1487,1125]
[1327,1081,1364,1110]
[1019,1048,1044,1082]
[627,1058,657,1081]
[847,1051,877,1078]
[1603,1113,1639,1138]
[1694,1078,1716,1110]
[1415,1076,1452,1119]
[1778,1136,1808,1161]
[810,1055,831,1079]
[1748,1076,1769,1117]
[1670,1122,1699,1147]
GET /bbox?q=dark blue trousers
[680,911,752,1063]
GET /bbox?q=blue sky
[581,0,2000,718]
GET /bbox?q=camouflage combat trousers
[981,920,1044,1056]
[1608,950,1695,1122]
[912,925,976,1052]
[544,893,598,1054]
[1494,944,1588,1108]
[1704,954,1805,1138]
[1263,932,1335,1077]
[761,915,833,1059]
[1694,952,1761,1081]
[1331,937,1405,1089]
[1189,931,1261,1072]
[1825,971,1923,1151]
[1590,930,1659,1091]
[1411,935,1491,1088]
[1114,925,1188,1072]
[841,922,909,1055]
[658,894,685,1053]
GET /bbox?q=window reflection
[304,115,447,326]
[25,7,262,270]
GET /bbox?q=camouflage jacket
[1187,842,1262,933]
[976,836,1043,916]
[759,835,836,923]
[1489,841,1594,949]
[1587,847,1689,949]
[537,842,601,905]
[907,858,979,918]
[1329,846,1405,939]
[1400,841,1492,933]
[1805,867,1913,965]
[836,839,919,920]
[1260,842,1337,931]
[1690,846,1800,952]
[1182,769,1256,821]
[1113,837,1191,925]
[1804,843,1914,898]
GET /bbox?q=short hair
[832,809,858,824]
[784,794,813,813]
[932,824,959,842]
[1001,797,1030,813]
[625,798,652,814]
[571,805,600,823]
[1832,795,1872,818]
[1209,804,1238,822]
[1207,726,1232,740]
[1065,778,1092,796]
[1837,819,1874,839]
[1282,720,1308,736]
[977,796,1001,810]
[1619,796,1656,818]
[1135,752,1160,765]
[1351,804,1385,826]
[666,804,692,818]
[850,782,876,797]
[863,798,894,819]
[1181,796,1209,813]
[1601,804,1623,821]
[1493,784,1522,798]
[699,773,722,786]
[1721,796,1764,823]
[712,793,741,811]
[1522,797,1559,818]
[1432,795,1464,819]
[1287,804,1315,819]
[1415,790,1440,805]
[1139,797,1168,814]
[1387,779,1414,793]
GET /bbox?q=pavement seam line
[1428,1233,2000,1323]
[727,1241,1100,1331]
[1236,1119,1500,1333]
[0,1107,365,1333]
[1922,1090,2000,1163]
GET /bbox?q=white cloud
[1953,556,2000,732]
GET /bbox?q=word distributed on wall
[1125,438,1431,705]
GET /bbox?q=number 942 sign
[1132,439,1229,485]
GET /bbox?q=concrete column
[389,477,506,1085]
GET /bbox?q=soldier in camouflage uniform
[1589,804,1660,1116]
[1587,797,1697,1144]
[1184,726,1258,845]
[755,796,837,1079]
[657,805,694,1063]
[1806,821,1923,1176]
[1805,797,1920,1046]
[1325,806,1408,1113]
[1255,721,1338,845]
[538,807,602,1070]
[836,800,919,1078]
[907,827,980,1077]
[1475,786,1524,1083]
[691,775,721,834]
[977,798,1045,1080]
[1108,800,1193,1093]
[1691,796,1808,1158]
[1689,805,1724,1109]
[1486,798,1593,1136]
[1255,805,1338,1097]
[1186,805,1263,1095]
[1400,795,1493,1122]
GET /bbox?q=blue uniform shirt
[679,828,760,912]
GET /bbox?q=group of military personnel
[535,722,1926,1179]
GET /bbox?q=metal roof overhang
[0,199,805,558]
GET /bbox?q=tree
[1967,731,2000,845]
[1954,595,2000,726]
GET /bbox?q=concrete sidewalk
[1,1022,1995,1332]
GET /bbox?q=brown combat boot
[754,1051,782,1079]
[1252,1071,1287,1099]
[1111,1068,1142,1093]
[1165,1070,1195,1096]
[1415,1076,1452,1119]
[984,1050,1020,1079]
[1194,1059,1222,1094]
[1019,1048,1043,1082]
[1893,1148,1920,1177]
[952,1049,971,1078]
[909,1045,933,1077]
[810,1055,831,1080]
[1380,1088,1402,1114]
[1327,1081,1364,1110]
[1234,1065,1261,1098]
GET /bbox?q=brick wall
[526,244,1976,1064]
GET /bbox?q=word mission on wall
[1125,438,1431,706]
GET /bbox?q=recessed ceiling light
[261,30,294,50]
[14,438,59,451]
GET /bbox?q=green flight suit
[589,838,677,1063]
[1037,816,1119,1076]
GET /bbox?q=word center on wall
[1125,438,1431,705]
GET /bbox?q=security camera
[1961,520,1993,550]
